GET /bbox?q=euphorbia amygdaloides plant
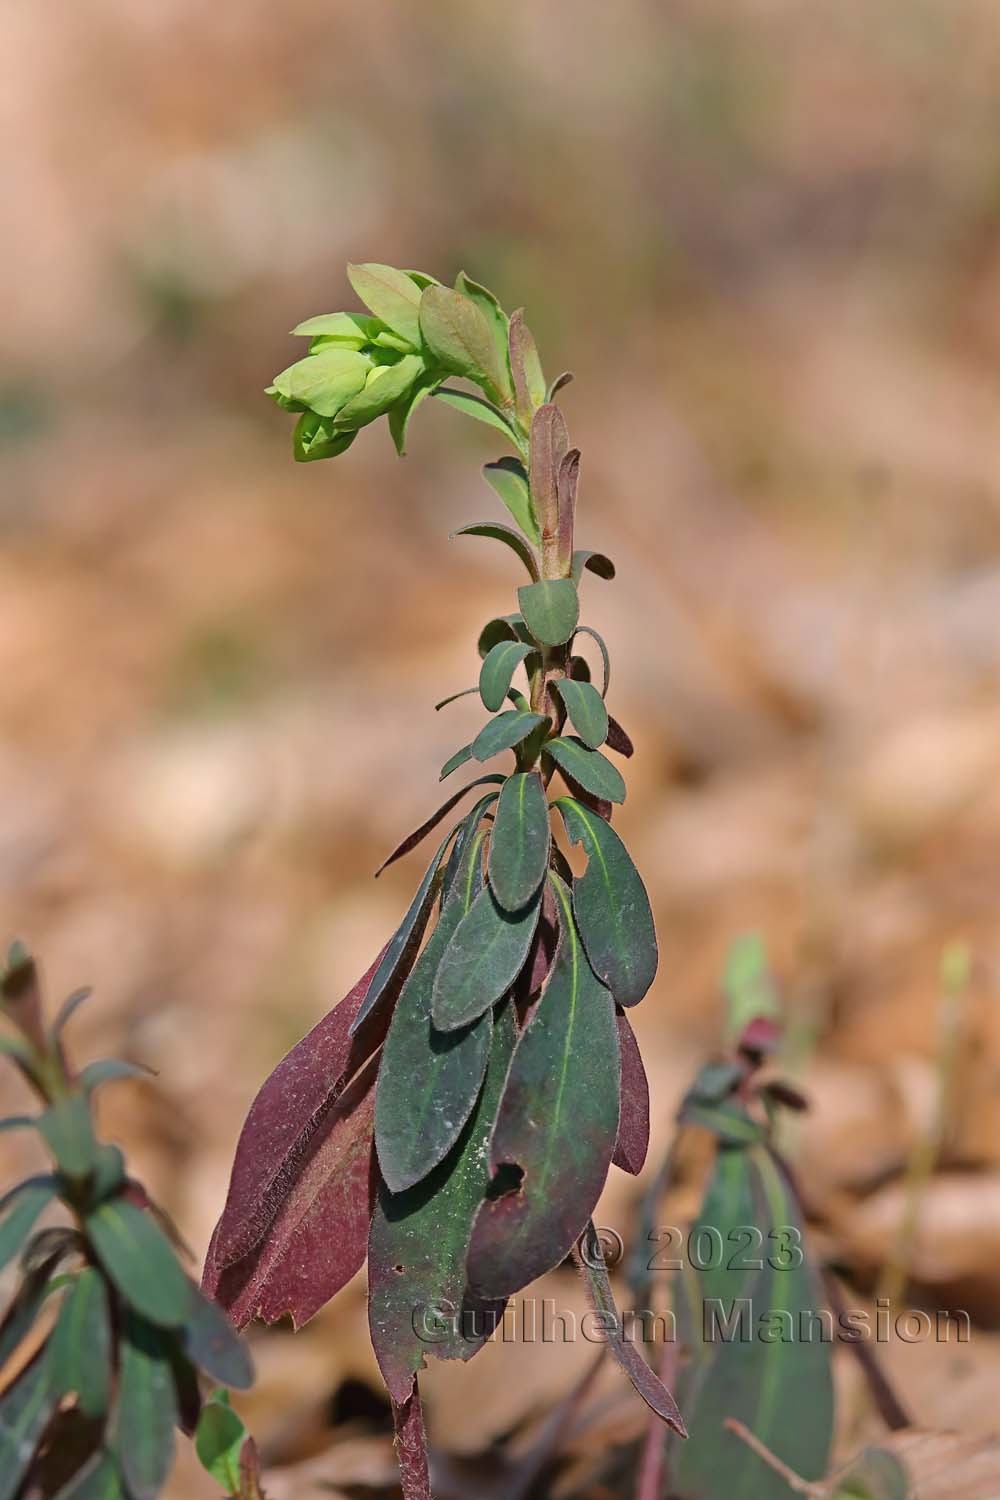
[204,264,686,1496]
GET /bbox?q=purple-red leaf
[392,1379,432,1500]
[522,879,560,1000]
[613,1010,650,1175]
[204,953,390,1273]
[204,1055,378,1329]
[374,776,505,877]
[606,715,635,758]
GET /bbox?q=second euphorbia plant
[204,264,684,1495]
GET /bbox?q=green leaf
[179,1285,254,1389]
[471,709,548,763]
[0,1178,57,1275]
[109,1312,179,1500]
[419,285,510,405]
[86,1198,192,1328]
[573,625,611,697]
[77,1058,152,1094]
[52,1451,127,1498]
[195,1390,247,1495]
[0,1353,57,1500]
[432,883,541,1031]
[455,272,513,402]
[332,355,424,430]
[291,311,377,344]
[48,1267,111,1418]
[440,743,473,780]
[375,776,504,877]
[673,1145,834,1500]
[368,1001,517,1401]
[482,458,541,544]
[571,549,616,582]
[550,678,609,749]
[434,387,521,443]
[51,986,92,1038]
[389,371,441,455]
[555,798,657,1005]
[477,613,531,658]
[292,411,357,462]
[350,828,458,1036]
[517,578,579,646]
[375,829,493,1192]
[465,874,619,1298]
[487,772,550,911]
[38,1095,100,1178]
[479,641,535,713]
[269,347,369,418]
[347,262,423,348]
[453,520,539,580]
[544,736,626,804]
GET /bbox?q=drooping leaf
[471,709,548,763]
[571,549,616,582]
[454,272,513,402]
[51,986,92,1038]
[205,1054,377,1329]
[432,882,541,1031]
[420,285,510,406]
[0,1177,57,1274]
[487,772,551,911]
[550,678,609,749]
[479,641,536,713]
[347,263,423,348]
[269,347,370,418]
[86,1198,192,1328]
[518,578,579,646]
[48,1267,111,1418]
[333,355,424,430]
[109,1313,178,1500]
[528,404,568,544]
[575,1223,686,1435]
[440,743,473,780]
[573,624,611,696]
[555,797,657,1005]
[606,714,634,757]
[0,1351,58,1500]
[544,736,626,804]
[38,1095,100,1179]
[548,370,573,400]
[178,1285,254,1389]
[374,775,504,876]
[508,310,547,430]
[389,371,441,455]
[195,1390,247,1494]
[673,1145,834,1500]
[391,1382,432,1500]
[375,831,493,1193]
[433,387,521,444]
[613,1011,650,1174]
[368,1003,517,1399]
[482,458,541,545]
[465,874,619,1298]
[77,1059,152,1094]
[477,612,531,658]
[352,830,459,1034]
[453,519,539,579]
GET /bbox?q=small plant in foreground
[0,943,254,1499]
[203,264,685,1496]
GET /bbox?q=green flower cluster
[267,263,544,462]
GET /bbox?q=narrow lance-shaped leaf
[368,1002,517,1400]
[471,708,548,763]
[550,678,609,749]
[178,1285,254,1389]
[432,881,541,1032]
[0,1177,57,1275]
[508,309,547,430]
[87,1198,192,1328]
[0,1352,58,1500]
[613,1010,650,1175]
[109,1313,178,1500]
[433,387,521,445]
[556,449,580,572]
[529,403,568,552]
[482,459,541,545]
[479,641,535,713]
[375,827,494,1193]
[440,743,473,780]
[374,775,505,877]
[351,828,458,1034]
[465,873,619,1298]
[573,624,611,697]
[454,519,539,579]
[518,578,579,646]
[545,736,626,804]
[347,263,423,348]
[48,1267,112,1418]
[38,1095,100,1178]
[487,772,551,911]
[555,797,658,1005]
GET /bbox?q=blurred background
[4,0,1000,1493]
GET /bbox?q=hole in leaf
[486,1161,524,1201]
[393,1264,405,1274]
